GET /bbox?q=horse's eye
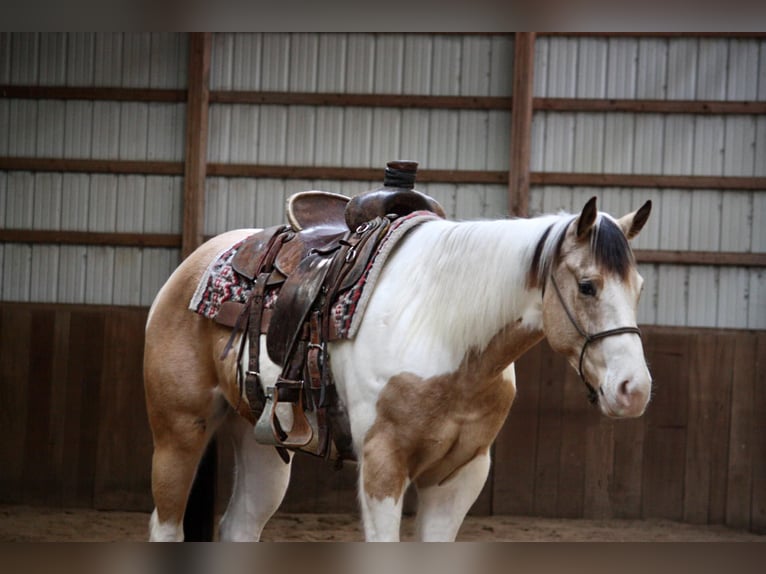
[578,280,597,297]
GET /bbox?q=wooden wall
[1,302,763,533]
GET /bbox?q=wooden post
[508,32,536,217]
[182,32,211,260]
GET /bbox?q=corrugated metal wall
[1,33,764,330]
[530,36,766,329]
[0,33,186,306]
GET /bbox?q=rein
[547,273,642,405]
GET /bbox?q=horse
[143,195,653,541]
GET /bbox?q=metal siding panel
[749,269,766,329]
[61,174,90,231]
[112,248,142,306]
[693,116,725,175]
[543,112,575,172]
[431,35,462,96]
[633,114,664,174]
[570,187,596,214]
[374,35,404,94]
[483,185,509,218]
[457,111,488,170]
[760,41,766,100]
[121,33,151,88]
[720,191,753,252]
[489,35,513,97]
[141,249,180,307]
[603,113,635,174]
[32,173,62,229]
[598,187,635,221]
[66,33,95,86]
[659,189,691,250]
[35,100,66,157]
[258,105,288,164]
[663,115,694,175]
[723,116,756,177]
[232,33,262,91]
[427,109,458,169]
[94,33,123,87]
[530,113,546,172]
[38,33,67,85]
[144,176,182,234]
[576,38,607,98]
[88,174,118,232]
[84,246,114,304]
[540,185,573,214]
[656,265,688,326]
[636,38,668,99]
[423,183,457,219]
[116,175,146,232]
[752,193,766,252]
[314,108,344,166]
[342,108,372,167]
[756,117,766,176]
[208,104,232,163]
[371,108,402,168]
[727,39,759,100]
[687,267,719,327]
[8,99,38,156]
[696,39,728,100]
[286,105,316,165]
[573,113,605,172]
[91,101,121,159]
[289,34,318,92]
[636,263,658,324]
[533,37,549,97]
[29,245,59,302]
[486,110,511,171]
[630,188,663,251]
[689,190,722,251]
[10,33,39,84]
[403,35,432,94]
[226,178,258,230]
[0,33,11,82]
[460,36,491,96]
[118,102,149,160]
[2,245,32,301]
[667,38,698,100]
[400,108,430,166]
[5,172,34,229]
[606,38,638,98]
[204,177,230,236]
[147,103,185,161]
[717,268,749,328]
[229,104,259,164]
[211,33,234,90]
[0,100,9,155]
[255,179,286,228]
[546,37,577,98]
[0,173,5,225]
[345,34,375,93]
[454,184,484,219]
[149,33,187,89]
[57,246,87,303]
[64,100,93,158]
[317,34,347,92]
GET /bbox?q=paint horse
[144,188,653,541]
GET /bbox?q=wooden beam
[0,157,183,176]
[182,33,211,260]
[0,85,186,102]
[509,32,536,217]
[0,229,181,248]
[535,97,766,115]
[636,250,766,268]
[531,172,766,191]
[539,32,766,39]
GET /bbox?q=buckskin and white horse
[144,186,652,542]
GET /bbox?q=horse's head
[535,197,653,418]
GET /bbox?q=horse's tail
[183,439,218,541]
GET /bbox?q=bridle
[547,272,642,405]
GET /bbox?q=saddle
[217,161,445,462]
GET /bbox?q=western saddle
[216,161,445,463]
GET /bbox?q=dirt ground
[0,505,762,541]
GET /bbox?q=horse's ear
[617,200,652,240]
[576,196,598,239]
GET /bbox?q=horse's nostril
[619,379,631,396]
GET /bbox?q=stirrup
[254,382,314,448]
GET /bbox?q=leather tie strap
[548,273,642,405]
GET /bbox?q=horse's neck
[392,217,554,366]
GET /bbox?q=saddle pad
[331,211,439,339]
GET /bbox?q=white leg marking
[218,417,293,541]
[358,460,407,542]
[149,508,183,542]
[415,452,491,542]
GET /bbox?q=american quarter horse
[144,195,653,541]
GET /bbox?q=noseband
[547,273,642,405]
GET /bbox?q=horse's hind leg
[414,452,490,541]
[218,414,293,541]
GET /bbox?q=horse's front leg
[414,451,491,542]
[359,436,409,541]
